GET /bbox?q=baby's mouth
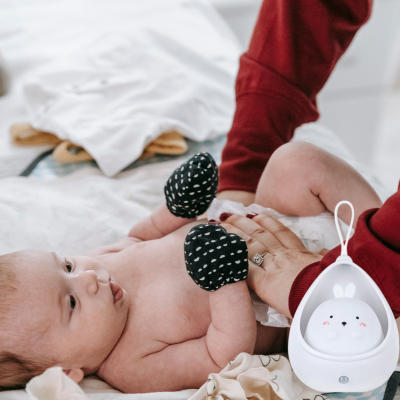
[110,280,123,303]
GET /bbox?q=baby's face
[7,250,129,374]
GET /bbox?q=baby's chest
[137,273,212,343]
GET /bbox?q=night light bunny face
[304,283,384,356]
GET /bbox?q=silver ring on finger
[251,251,268,266]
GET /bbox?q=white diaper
[207,199,352,328]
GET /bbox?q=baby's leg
[255,142,382,227]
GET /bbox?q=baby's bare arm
[110,281,256,393]
[128,204,195,241]
[207,282,257,368]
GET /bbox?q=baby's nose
[80,270,99,293]
[79,269,109,293]
[342,321,347,326]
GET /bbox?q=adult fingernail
[219,213,232,222]
[246,212,258,219]
[209,219,216,222]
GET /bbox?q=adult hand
[220,213,323,318]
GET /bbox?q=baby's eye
[70,296,76,310]
[66,262,73,273]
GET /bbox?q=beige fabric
[10,124,187,163]
[189,353,325,400]
[10,123,63,146]
[142,131,188,156]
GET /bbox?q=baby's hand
[184,223,248,291]
[165,152,218,219]
[128,152,218,241]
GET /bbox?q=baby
[0,142,382,393]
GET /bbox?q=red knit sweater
[216,0,400,317]
[218,0,373,194]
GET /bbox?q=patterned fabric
[184,223,248,291]
[164,152,218,218]
[324,380,387,400]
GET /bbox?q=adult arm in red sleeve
[289,183,400,318]
[218,0,373,194]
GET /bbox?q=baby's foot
[164,152,218,219]
[184,223,248,291]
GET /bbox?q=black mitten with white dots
[184,223,248,291]
[164,152,218,219]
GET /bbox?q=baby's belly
[142,262,213,344]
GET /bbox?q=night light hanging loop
[334,201,354,256]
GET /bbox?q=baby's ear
[63,368,84,383]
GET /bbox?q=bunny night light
[304,282,384,356]
[289,201,399,392]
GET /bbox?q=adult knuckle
[250,226,266,237]
[228,214,241,223]
[220,222,232,231]
[245,236,257,247]
[274,225,289,235]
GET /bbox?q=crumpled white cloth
[189,352,325,400]
[20,0,240,176]
[26,367,89,400]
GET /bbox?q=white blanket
[0,0,240,177]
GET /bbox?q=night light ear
[345,282,356,298]
[63,368,84,383]
[333,284,344,298]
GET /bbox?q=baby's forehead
[14,250,58,269]
[12,251,63,292]
[1,252,61,347]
